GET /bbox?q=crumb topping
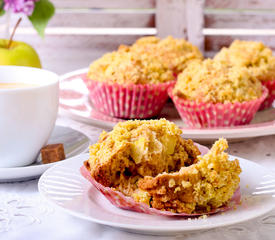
[214,40,275,82]
[131,36,203,75]
[173,59,262,103]
[87,36,202,84]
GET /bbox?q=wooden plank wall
[1,0,275,73]
[4,0,157,74]
[204,0,275,55]
[0,0,200,74]
[156,0,204,51]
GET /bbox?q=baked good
[85,46,175,119]
[83,119,241,214]
[214,40,275,109]
[214,40,275,82]
[173,59,262,103]
[131,36,203,75]
[169,59,267,127]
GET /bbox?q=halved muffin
[83,119,241,214]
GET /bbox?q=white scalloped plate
[59,68,275,143]
[39,153,275,235]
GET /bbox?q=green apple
[0,39,41,68]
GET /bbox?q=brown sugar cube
[41,143,66,164]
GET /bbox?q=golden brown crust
[87,36,202,85]
[214,40,275,82]
[131,36,203,75]
[173,59,263,103]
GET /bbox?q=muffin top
[87,47,174,84]
[89,119,184,174]
[173,59,263,103]
[131,36,203,75]
[214,40,275,82]
[87,36,202,85]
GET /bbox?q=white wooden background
[1,0,275,74]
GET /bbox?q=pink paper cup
[80,166,241,217]
[259,79,275,110]
[83,77,175,119]
[168,87,268,128]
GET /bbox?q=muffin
[169,59,267,127]
[85,46,175,119]
[81,119,241,215]
[84,36,202,119]
[214,40,275,110]
[131,36,203,75]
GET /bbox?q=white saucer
[0,125,89,182]
[39,153,275,235]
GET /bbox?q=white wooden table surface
[0,115,275,240]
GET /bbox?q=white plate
[0,125,89,182]
[38,153,275,235]
[59,68,275,143]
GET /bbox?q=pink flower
[4,0,38,16]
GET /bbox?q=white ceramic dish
[0,125,89,182]
[59,68,275,143]
[0,66,59,167]
[39,153,275,235]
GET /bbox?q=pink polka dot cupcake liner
[80,165,241,217]
[168,87,268,128]
[83,77,175,119]
[259,79,275,110]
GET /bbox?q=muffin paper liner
[259,79,275,110]
[83,77,175,119]
[168,87,268,128]
[80,144,240,217]
[80,166,240,217]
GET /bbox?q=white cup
[0,66,59,167]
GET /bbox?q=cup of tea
[0,66,59,167]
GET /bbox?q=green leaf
[28,0,55,38]
[0,0,5,16]
[0,9,5,17]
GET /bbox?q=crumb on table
[41,143,65,164]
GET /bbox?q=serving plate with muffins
[59,37,275,142]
